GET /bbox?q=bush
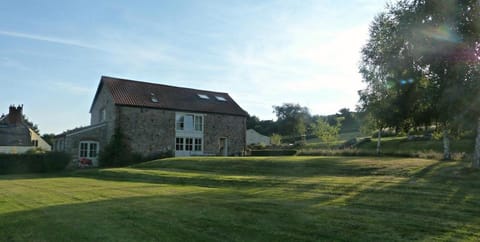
[250,150,297,156]
[0,152,70,174]
[99,128,136,167]
[99,128,173,167]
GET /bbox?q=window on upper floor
[176,114,203,132]
[194,116,203,131]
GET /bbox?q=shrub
[250,149,297,156]
[271,134,282,146]
[99,128,173,167]
[99,128,136,167]
[0,152,70,174]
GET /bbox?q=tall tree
[273,103,310,137]
[360,0,480,161]
[406,0,480,160]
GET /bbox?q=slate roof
[91,76,248,117]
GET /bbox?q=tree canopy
[359,0,480,163]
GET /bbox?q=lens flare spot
[421,25,461,43]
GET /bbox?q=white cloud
[220,8,371,118]
[0,30,104,51]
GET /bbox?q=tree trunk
[443,129,451,161]
[377,127,382,155]
[472,117,480,168]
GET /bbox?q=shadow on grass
[69,156,423,190]
[1,158,480,241]
[0,190,367,241]
[338,160,480,241]
[131,156,412,177]
[2,162,479,242]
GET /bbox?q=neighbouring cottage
[54,76,248,166]
[246,129,271,146]
[0,105,52,154]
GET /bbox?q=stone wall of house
[117,106,176,156]
[90,84,116,140]
[204,114,246,156]
[61,124,108,161]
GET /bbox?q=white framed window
[175,137,203,153]
[176,113,203,132]
[194,138,202,151]
[80,142,88,157]
[79,141,99,158]
[176,137,184,151]
[194,116,203,131]
[185,138,193,151]
[176,116,184,130]
[184,115,194,131]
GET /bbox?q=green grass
[361,137,474,154]
[304,133,474,159]
[1,156,480,241]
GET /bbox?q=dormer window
[197,94,210,100]
[215,96,227,102]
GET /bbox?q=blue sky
[0,0,388,134]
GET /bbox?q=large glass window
[194,116,203,131]
[176,137,202,152]
[184,115,194,131]
[185,138,193,151]
[176,114,203,132]
[89,143,98,157]
[194,138,202,151]
[176,137,184,151]
[176,116,184,130]
[80,142,88,157]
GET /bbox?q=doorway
[219,137,228,156]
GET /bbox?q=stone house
[54,76,248,166]
[0,105,52,153]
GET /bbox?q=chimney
[7,105,23,125]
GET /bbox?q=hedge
[250,150,297,156]
[0,152,70,174]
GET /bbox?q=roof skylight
[150,93,159,103]
[197,94,210,99]
[215,96,227,101]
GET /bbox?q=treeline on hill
[358,0,480,167]
[247,104,361,143]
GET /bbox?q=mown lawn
[1,156,480,241]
